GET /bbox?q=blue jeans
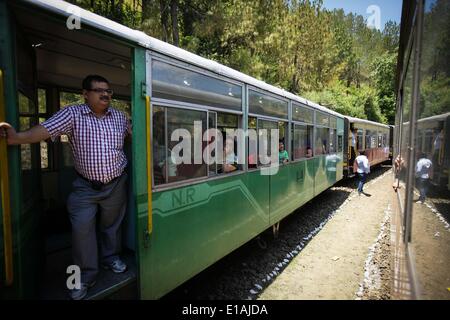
[357,173,366,193]
[417,178,429,202]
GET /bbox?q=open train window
[357,129,364,150]
[257,119,279,166]
[248,117,258,169]
[153,105,243,186]
[293,124,313,159]
[315,127,329,155]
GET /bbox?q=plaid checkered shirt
[42,104,128,184]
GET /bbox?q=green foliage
[304,81,385,123]
[72,0,400,124]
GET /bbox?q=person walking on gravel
[355,150,370,196]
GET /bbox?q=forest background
[66,0,401,124]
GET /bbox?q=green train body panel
[269,160,315,224]
[138,172,270,298]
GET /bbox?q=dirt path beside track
[259,171,393,300]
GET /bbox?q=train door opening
[7,4,138,299]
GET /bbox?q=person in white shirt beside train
[415,152,432,204]
[355,150,370,196]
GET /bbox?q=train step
[40,248,137,300]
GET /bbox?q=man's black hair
[359,150,365,156]
[82,75,109,90]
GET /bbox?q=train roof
[344,116,390,129]
[23,0,343,119]
[417,112,450,123]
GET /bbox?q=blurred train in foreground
[391,0,450,299]
[0,0,390,299]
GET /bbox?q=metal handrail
[0,69,13,286]
[146,96,152,235]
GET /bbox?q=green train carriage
[0,0,345,299]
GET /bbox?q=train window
[18,92,39,171]
[38,89,49,169]
[329,116,337,129]
[316,112,329,127]
[357,129,364,150]
[217,112,241,174]
[19,115,33,170]
[365,130,377,149]
[152,60,242,111]
[207,111,217,176]
[39,117,49,169]
[258,119,278,166]
[293,124,313,159]
[59,91,84,108]
[292,103,313,123]
[152,106,243,185]
[278,121,288,164]
[167,107,207,183]
[152,106,167,185]
[248,117,258,169]
[337,135,343,153]
[315,127,329,155]
[249,90,288,119]
[38,88,46,114]
[18,91,36,114]
[330,128,337,153]
[111,99,131,117]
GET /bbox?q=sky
[322,0,403,30]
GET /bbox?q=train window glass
[248,117,258,168]
[207,111,217,176]
[217,112,241,174]
[278,121,288,164]
[58,91,82,167]
[258,119,278,166]
[166,107,207,183]
[330,128,337,153]
[59,91,83,108]
[316,112,329,127]
[153,106,167,185]
[365,130,377,149]
[357,129,364,150]
[18,91,35,114]
[315,127,329,155]
[152,60,242,111]
[293,124,313,159]
[365,130,371,149]
[111,99,131,117]
[38,89,49,169]
[19,116,33,170]
[249,90,288,119]
[39,117,49,169]
[337,135,343,153]
[279,121,287,144]
[292,103,313,123]
[329,116,337,129]
[38,88,46,114]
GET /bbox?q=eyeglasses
[88,88,114,95]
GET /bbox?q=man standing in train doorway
[355,150,370,196]
[0,75,131,300]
